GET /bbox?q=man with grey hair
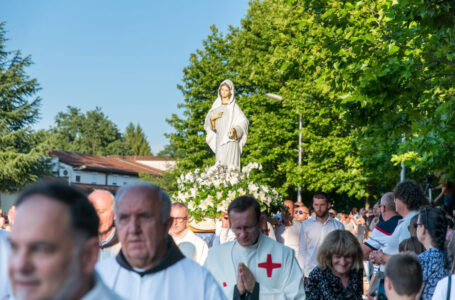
[362,192,402,259]
[96,183,226,300]
[170,202,208,265]
[88,189,121,260]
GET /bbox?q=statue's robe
[204,79,248,169]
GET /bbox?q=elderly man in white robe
[205,196,305,300]
[170,202,208,265]
[97,183,226,300]
[204,79,248,169]
[88,189,121,261]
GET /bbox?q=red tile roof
[50,150,163,176]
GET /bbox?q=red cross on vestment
[258,254,281,278]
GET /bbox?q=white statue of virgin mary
[204,79,248,169]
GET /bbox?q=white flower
[237,188,245,195]
[248,183,259,193]
[229,176,239,185]
[258,191,266,201]
[228,190,237,200]
[264,196,272,205]
[217,200,230,212]
[199,198,214,210]
[213,179,221,189]
[188,201,195,210]
[216,191,223,200]
[190,187,198,197]
[261,185,269,193]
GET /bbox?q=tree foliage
[166,0,455,204]
[0,23,50,191]
[47,106,125,155]
[124,123,152,156]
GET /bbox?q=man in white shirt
[88,190,121,261]
[8,182,123,300]
[275,200,301,265]
[170,202,208,265]
[205,196,305,299]
[97,183,226,300]
[298,192,344,277]
[369,180,428,266]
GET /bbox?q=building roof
[50,150,164,176]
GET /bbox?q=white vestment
[0,230,12,300]
[97,237,226,300]
[81,273,125,300]
[204,79,248,169]
[204,233,305,300]
[98,228,121,261]
[171,229,208,265]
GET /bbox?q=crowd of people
[0,179,454,299]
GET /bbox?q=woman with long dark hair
[416,207,450,299]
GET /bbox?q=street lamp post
[265,93,302,203]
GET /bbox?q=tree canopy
[166,0,455,205]
[0,23,49,191]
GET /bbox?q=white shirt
[383,210,418,256]
[0,230,11,300]
[172,229,208,265]
[432,275,455,300]
[298,216,344,277]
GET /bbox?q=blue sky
[0,0,250,153]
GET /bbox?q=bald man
[88,190,121,260]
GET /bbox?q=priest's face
[8,195,87,300]
[115,187,172,269]
[229,207,261,246]
[170,205,188,236]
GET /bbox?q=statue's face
[219,85,231,101]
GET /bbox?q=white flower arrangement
[173,162,280,220]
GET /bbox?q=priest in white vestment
[170,203,208,265]
[205,196,305,300]
[97,183,226,300]
[204,79,248,169]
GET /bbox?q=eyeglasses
[173,216,188,223]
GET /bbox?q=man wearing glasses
[294,205,310,222]
[205,196,305,299]
[170,203,208,265]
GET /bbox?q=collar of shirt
[115,235,184,277]
[397,210,418,225]
[307,216,337,226]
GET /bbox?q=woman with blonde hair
[305,230,364,299]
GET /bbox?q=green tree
[124,123,152,156]
[0,23,49,191]
[48,106,126,155]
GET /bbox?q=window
[113,175,118,186]
[91,173,97,184]
[75,175,81,183]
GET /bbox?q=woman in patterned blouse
[416,207,450,300]
[305,230,363,300]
